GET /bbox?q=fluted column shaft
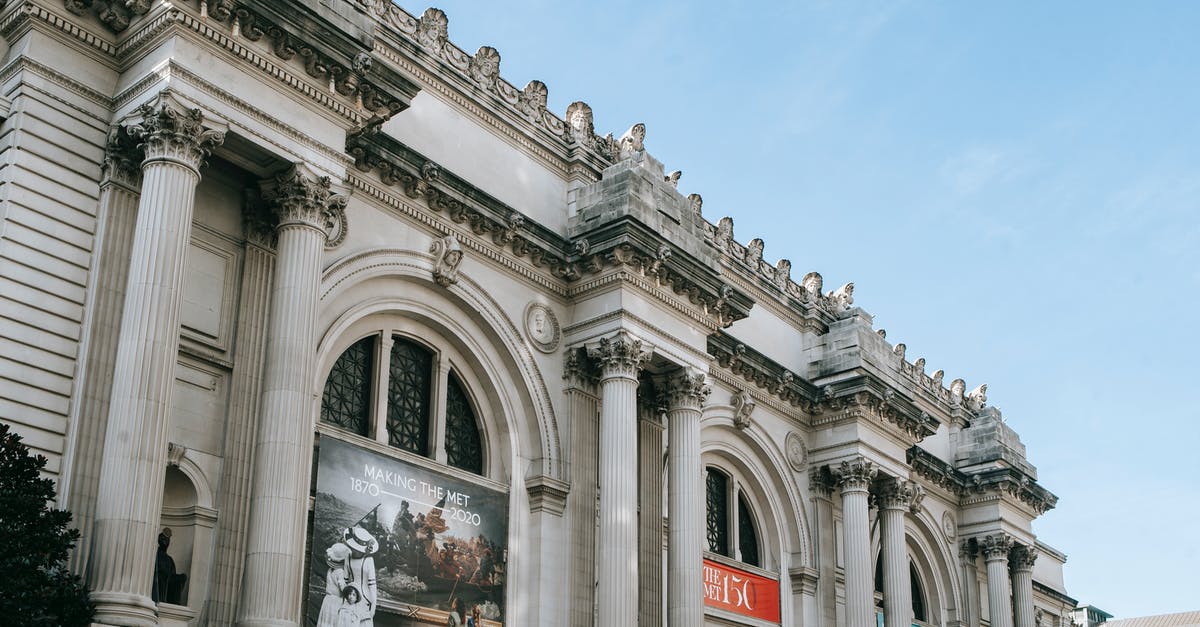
[981,534,1015,627]
[239,165,344,626]
[666,369,709,627]
[1011,546,1038,627]
[588,332,652,627]
[878,478,923,627]
[835,458,877,627]
[88,98,223,627]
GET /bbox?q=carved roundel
[524,302,560,353]
[785,431,807,471]
[942,511,956,539]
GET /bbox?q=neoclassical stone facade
[0,1,1077,626]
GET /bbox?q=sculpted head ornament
[745,238,764,265]
[950,378,966,400]
[416,8,449,50]
[731,389,755,429]
[801,272,823,301]
[469,46,501,89]
[688,193,703,215]
[774,259,792,289]
[430,233,464,287]
[565,101,594,143]
[518,80,548,119]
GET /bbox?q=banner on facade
[307,436,509,626]
[702,558,781,623]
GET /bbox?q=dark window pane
[387,337,433,455]
[738,492,760,567]
[911,562,927,621]
[705,469,729,556]
[444,372,484,475]
[320,336,374,436]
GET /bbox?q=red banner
[702,558,781,623]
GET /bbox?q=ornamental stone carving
[714,217,734,250]
[261,164,348,247]
[665,170,681,188]
[730,389,755,430]
[586,331,652,380]
[102,126,142,188]
[469,46,501,90]
[430,233,464,287]
[517,80,549,121]
[524,302,560,353]
[978,533,1014,561]
[800,272,823,301]
[877,477,925,513]
[666,368,710,410]
[416,8,449,51]
[1011,544,1038,571]
[785,431,807,471]
[965,384,988,411]
[942,512,956,539]
[774,259,792,290]
[834,457,876,492]
[688,193,703,215]
[66,0,151,32]
[127,93,225,172]
[950,378,966,403]
[565,101,595,145]
[827,282,855,313]
[745,238,764,266]
[618,123,646,160]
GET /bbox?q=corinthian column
[238,165,346,626]
[834,458,877,627]
[1011,545,1038,627]
[88,93,224,626]
[877,477,924,627]
[666,368,710,627]
[587,331,653,627]
[980,534,1015,627]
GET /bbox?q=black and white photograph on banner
[307,436,509,626]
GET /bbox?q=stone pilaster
[587,331,652,627]
[88,94,224,626]
[1011,545,1038,627]
[638,395,664,627]
[877,477,924,627]
[809,467,838,627]
[64,129,142,577]
[980,534,1015,627]
[960,540,981,627]
[665,368,710,627]
[834,458,877,627]
[238,164,345,626]
[563,349,600,627]
[204,228,275,626]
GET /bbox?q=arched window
[704,467,761,567]
[319,333,486,476]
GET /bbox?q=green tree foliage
[0,422,94,626]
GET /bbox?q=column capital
[876,476,925,513]
[1010,544,1038,572]
[978,533,1014,562]
[127,91,225,172]
[102,126,143,189]
[261,163,349,246]
[586,330,652,381]
[834,457,877,494]
[665,367,710,411]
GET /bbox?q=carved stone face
[801,272,823,296]
[570,110,589,133]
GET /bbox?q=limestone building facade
[0,1,1077,626]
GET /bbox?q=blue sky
[395,1,1200,617]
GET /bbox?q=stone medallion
[942,511,956,539]
[785,431,807,471]
[524,302,560,353]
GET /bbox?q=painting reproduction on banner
[307,436,509,626]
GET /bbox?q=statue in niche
[618,123,646,160]
[151,527,187,605]
[565,101,594,145]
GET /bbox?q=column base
[90,591,157,627]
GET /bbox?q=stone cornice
[906,446,1058,515]
[817,376,939,442]
[707,331,819,410]
[347,129,753,330]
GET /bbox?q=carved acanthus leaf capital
[665,367,710,411]
[1010,544,1038,571]
[978,533,1014,561]
[586,331,652,381]
[261,163,349,247]
[127,93,225,171]
[834,457,877,493]
[877,477,925,512]
[102,125,142,187]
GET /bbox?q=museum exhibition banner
[308,436,509,626]
[702,558,781,623]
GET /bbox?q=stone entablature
[908,446,1058,514]
[707,331,819,410]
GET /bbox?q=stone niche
[158,454,218,623]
